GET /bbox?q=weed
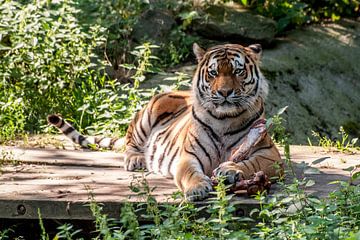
[311,126,359,153]
[268,106,289,146]
[0,149,19,171]
[55,224,83,240]
[236,0,359,31]
[38,209,49,240]
[0,228,14,240]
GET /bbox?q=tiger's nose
[217,89,234,97]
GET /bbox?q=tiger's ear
[193,43,205,63]
[248,44,262,62]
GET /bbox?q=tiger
[48,43,283,201]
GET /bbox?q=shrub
[0,0,106,140]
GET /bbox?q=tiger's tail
[47,114,124,150]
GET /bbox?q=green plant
[311,126,359,153]
[0,228,14,240]
[236,0,360,31]
[56,223,83,240]
[38,209,49,240]
[0,149,19,173]
[268,106,289,146]
[0,0,106,140]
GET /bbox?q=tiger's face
[193,43,268,118]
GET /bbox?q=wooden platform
[0,140,359,220]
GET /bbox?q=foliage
[235,0,360,31]
[268,106,289,146]
[75,0,148,67]
[0,0,197,142]
[0,0,106,140]
[310,126,359,153]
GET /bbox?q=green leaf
[351,171,360,181]
[241,0,248,5]
[311,157,330,165]
[343,166,355,172]
[304,167,320,174]
[0,43,11,50]
[277,106,288,115]
[305,179,315,187]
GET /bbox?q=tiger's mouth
[215,100,233,107]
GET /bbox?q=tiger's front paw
[124,155,147,171]
[213,162,244,184]
[184,175,213,201]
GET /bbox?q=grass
[309,126,359,154]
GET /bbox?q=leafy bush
[236,0,360,31]
[0,0,106,140]
[0,0,165,141]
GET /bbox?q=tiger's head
[192,43,268,118]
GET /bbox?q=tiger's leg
[175,153,213,201]
[124,108,148,171]
[214,134,283,183]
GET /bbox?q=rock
[262,19,360,143]
[192,5,277,44]
[132,9,176,45]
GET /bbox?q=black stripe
[160,124,177,145]
[192,107,221,143]
[254,65,259,79]
[255,158,261,170]
[168,95,187,99]
[187,170,197,183]
[157,153,165,171]
[95,136,105,144]
[63,127,74,135]
[190,132,213,169]
[227,52,241,59]
[148,127,169,166]
[110,138,119,148]
[248,159,257,171]
[139,122,147,140]
[148,92,169,116]
[149,144,157,168]
[249,78,259,97]
[78,135,86,145]
[152,112,173,128]
[242,161,251,171]
[134,125,145,145]
[163,139,172,156]
[129,144,142,152]
[59,119,65,128]
[133,130,144,147]
[197,70,204,98]
[225,104,264,137]
[161,106,189,126]
[184,147,205,174]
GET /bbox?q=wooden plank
[0,144,359,220]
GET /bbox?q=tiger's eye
[208,70,218,77]
[234,68,245,76]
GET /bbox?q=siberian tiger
[48,43,283,201]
